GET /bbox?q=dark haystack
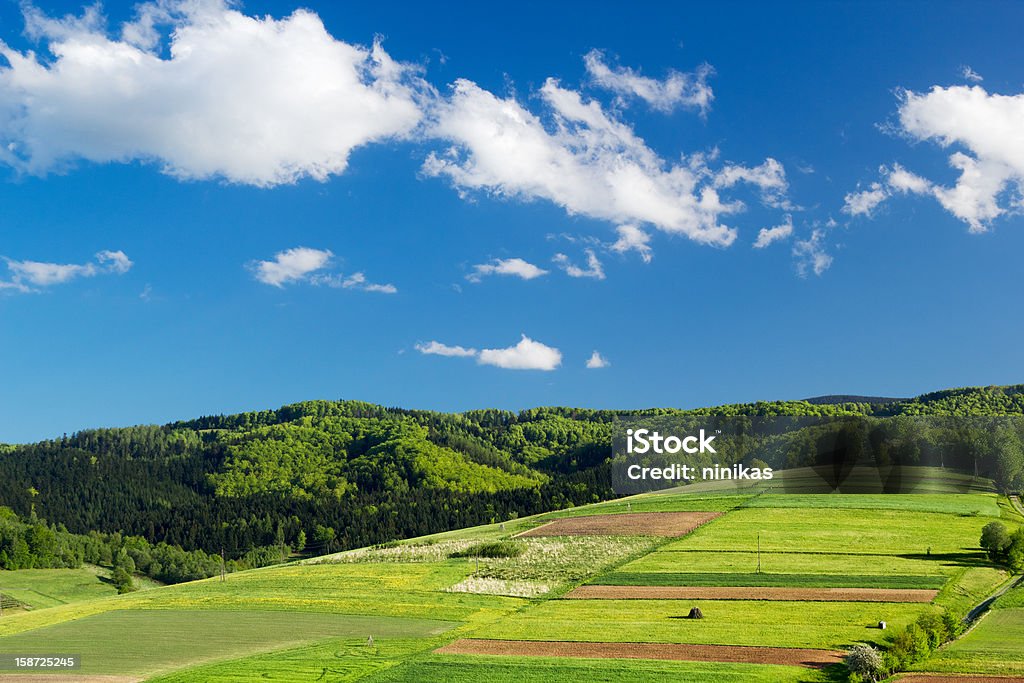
[687,607,704,619]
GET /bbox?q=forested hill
[1,384,1023,565]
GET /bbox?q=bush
[981,521,1011,562]
[845,644,884,682]
[450,541,525,559]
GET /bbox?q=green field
[0,566,122,609]
[0,484,1017,681]
[469,598,928,649]
[595,572,945,589]
[0,609,454,677]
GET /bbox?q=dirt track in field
[515,512,722,538]
[566,585,939,602]
[896,676,1024,682]
[436,638,844,668]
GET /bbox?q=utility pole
[220,548,226,583]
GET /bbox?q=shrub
[845,644,884,682]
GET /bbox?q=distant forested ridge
[1,385,1022,562]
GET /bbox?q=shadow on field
[897,550,990,568]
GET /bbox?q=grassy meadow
[0,480,1019,681]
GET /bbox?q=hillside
[0,385,1023,567]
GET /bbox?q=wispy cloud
[753,215,794,248]
[553,250,605,280]
[609,224,653,263]
[467,257,548,283]
[793,229,833,277]
[585,350,610,369]
[583,49,713,114]
[1,250,133,293]
[251,247,395,292]
[414,340,477,357]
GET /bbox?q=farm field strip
[595,571,947,588]
[565,585,939,602]
[515,511,722,537]
[435,638,845,669]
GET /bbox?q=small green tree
[1008,527,1024,573]
[980,521,1011,562]
[845,644,884,682]
[111,566,136,594]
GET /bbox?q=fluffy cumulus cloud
[415,334,562,370]
[553,249,605,279]
[478,335,562,371]
[583,50,713,114]
[847,84,1024,232]
[424,74,790,249]
[753,215,793,248]
[467,257,548,283]
[250,247,395,292]
[1,249,133,292]
[0,0,425,186]
[585,350,609,369]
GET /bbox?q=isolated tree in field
[1009,527,1024,573]
[980,521,1011,562]
[845,644,884,682]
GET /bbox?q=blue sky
[2,0,1023,442]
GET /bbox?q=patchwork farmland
[0,475,1021,681]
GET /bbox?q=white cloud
[416,334,562,370]
[849,84,1024,232]
[842,182,889,217]
[713,157,791,209]
[250,247,395,292]
[327,272,397,294]
[478,334,561,371]
[1,249,133,291]
[583,49,713,114]
[424,77,787,248]
[753,215,793,248]
[585,350,609,369]
[467,257,548,283]
[553,249,605,279]
[415,341,477,357]
[609,224,652,263]
[792,229,832,277]
[250,247,333,287]
[0,0,426,186]
[961,65,983,83]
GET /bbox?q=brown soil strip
[566,585,939,603]
[436,638,844,668]
[896,676,1024,683]
[515,512,722,538]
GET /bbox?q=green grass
[919,608,1024,676]
[472,598,931,650]
[0,609,454,677]
[0,561,520,637]
[994,581,1024,609]
[663,508,998,556]
[743,494,1002,517]
[0,566,121,609]
[594,572,945,589]
[614,551,953,577]
[368,655,824,683]
[934,567,1011,614]
[148,637,439,682]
